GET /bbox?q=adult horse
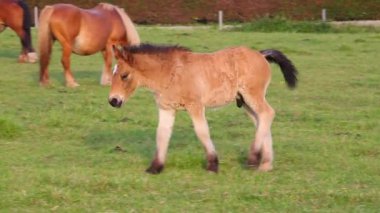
[109,44,298,174]
[0,0,38,63]
[38,3,140,87]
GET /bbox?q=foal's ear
[112,45,123,60]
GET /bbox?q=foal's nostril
[109,97,122,108]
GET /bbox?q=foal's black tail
[260,49,298,88]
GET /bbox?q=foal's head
[108,46,139,108]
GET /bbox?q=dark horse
[0,0,37,63]
[38,3,140,87]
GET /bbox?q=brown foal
[109,44,298,174]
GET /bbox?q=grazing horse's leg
[60,42,79,87]
[243,93,275,172]
[187,105,218,173]
[100,45,113,85]
[7,22,28,63]
[146,108,176,174]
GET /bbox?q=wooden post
[218,10,223,30]
[34,6,39,28]
[321,8,327,22]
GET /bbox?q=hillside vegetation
[25,0,380,24]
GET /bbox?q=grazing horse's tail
[114,7,140,45]
[260,49,298,88]
[38,6,54,83]
[17,0,32,30]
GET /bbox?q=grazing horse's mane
[124,43,191,55]
[96,2,140,45]
[97,3,116,10]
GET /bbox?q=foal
[109,44,298,174]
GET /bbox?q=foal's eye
[120,73,129,80]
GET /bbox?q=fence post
[34,6,39,28]
[218,10,223,30]
[321,8,327,22]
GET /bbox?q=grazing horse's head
[109,46,139,108]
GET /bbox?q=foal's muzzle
[109,97,123,108]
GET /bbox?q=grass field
[0,26,379,212]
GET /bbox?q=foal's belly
[203,87,237,108]
[201,71,238,107]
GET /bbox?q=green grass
[0,26,379,212]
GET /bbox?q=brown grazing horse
[38,3,140,87]
[108,44,298,174]
[0,0,38,63]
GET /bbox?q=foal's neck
[133,54,174,92]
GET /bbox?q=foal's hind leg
[242,93,275,172]
[187,105,218,172]
[100,45,113,85]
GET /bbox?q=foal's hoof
[247,153,261,168]
[206,164,218,173]
[258,163,273,172]
[146,159,164,174]
[146,164,164,174]
[206,155,219,173]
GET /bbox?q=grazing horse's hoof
[39,80,50,87]
[66,81,80,88]
[27,52,38,63]
[100,75,111,86]
[100,81,111,86]
[18,54,28,63]
[18,52,38,63]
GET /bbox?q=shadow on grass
[84,128,155,159]
[0,50,18,59]
[32,70,102,86]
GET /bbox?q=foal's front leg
[187,105,219,173]
[146,108,176,174]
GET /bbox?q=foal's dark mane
[124,43,191,55]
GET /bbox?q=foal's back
[168,46,271,107]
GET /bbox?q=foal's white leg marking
[188,106,217,157]
[155,108,176,164]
